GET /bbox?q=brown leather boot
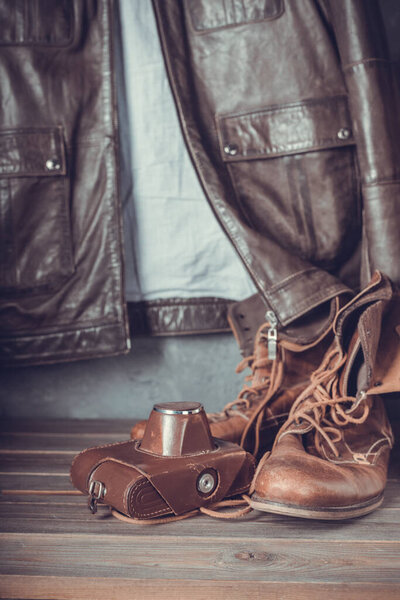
[250,271,398,519]
[131,294,337,455]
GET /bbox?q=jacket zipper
[266,310,278,360]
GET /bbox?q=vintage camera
[70,401,255,520]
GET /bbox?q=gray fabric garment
[116,0,257,302]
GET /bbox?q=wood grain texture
[1,475,400,504]
[0,452,76,474]
[0,419,399,599]
[1,532,400,583]
[0,501,400,541]
[0,432,127,452]
[1,576,400,600]
[0,419,133,434]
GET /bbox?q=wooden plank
[0,473,74,492]
[0,432,127,453]
[0,420,399,600]
[0,500,400,540]
[0,455,399,502]
[0,419,134,435]
[1,472,399,506]
[0,494,84,505]
[1,575,400,600]
[0,453,75,474]
[1,533,399,583]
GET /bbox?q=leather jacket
[0,0,399,365]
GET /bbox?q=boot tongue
[228,294,267,357]
[251,328,272,385]
[339,328,368,397]
[336,272,393,395]
[334,271,392,343]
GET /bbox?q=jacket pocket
[0,0,74,46]
[0,127,74,296]
[215,95,360,267]
[186,0,284,33]
[217,95,355,161]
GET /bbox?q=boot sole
[250,493,384,520]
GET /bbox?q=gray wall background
[0,335,243,419]
[1,0,400,421]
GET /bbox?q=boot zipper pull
[266,310,278,360]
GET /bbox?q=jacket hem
[127,297,233,336]
[265,268,351,326]
[0,322,129,366]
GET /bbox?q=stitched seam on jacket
[218,94,349,121]
[271,284,346,323]
[343,58,390,72]
[269,268,319,292]
[274,287,346,326]
[363,178,400,188]
[186,0,285,35]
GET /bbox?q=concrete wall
[0,334,243,419]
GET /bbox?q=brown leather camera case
[70,402,255,519]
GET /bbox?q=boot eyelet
[353,453,370,464]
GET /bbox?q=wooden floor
[0,419,399,600]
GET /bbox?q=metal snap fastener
[197,470,217,495]
[223,143,238,156]
[46,159,61,171]
[337,128,351,140]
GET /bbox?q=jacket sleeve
[327,0,400,287]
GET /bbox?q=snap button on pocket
[46,159,61,171]
[223,143,238,156]
[337,127,351,140]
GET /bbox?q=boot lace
[209,322,284,455]
[274,344,370,458]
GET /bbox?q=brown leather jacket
[1,0,399,365]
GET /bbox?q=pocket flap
[0,127,66,177]
[217,95,355,162]
[0,0,74,46]
[186,0,284,32]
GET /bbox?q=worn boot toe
[250,435,386,520]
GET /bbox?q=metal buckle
[88,480,106,514]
